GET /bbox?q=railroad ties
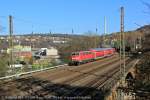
[0,54,138,99]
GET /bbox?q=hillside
[132,25,150,99]
[137,25,150,51]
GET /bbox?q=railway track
[13,55,119,97]
[0,54,138,98]
[34,57,133,97]
[29,56,120,93]
[56,57,120,84]
[65,58,130,96]
[32,55,119,80]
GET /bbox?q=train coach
[68,48,115,66]
[90,48,115,58]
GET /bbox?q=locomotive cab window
[72,52,79,56]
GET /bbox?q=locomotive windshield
[72,52,79,56]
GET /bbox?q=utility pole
[104,16,107,47]
[118,7,125,100]
[96,27,98,33]
[95,27,98,48]
[31,25,34,49]
[9,15,13,74]
[72,28,74,34]
[49,29,52,35]
[121,7,125,78]
[120,7,125,77]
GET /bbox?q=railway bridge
[125,65,137,80]
[0,54,140,100]
[106,58,140,100]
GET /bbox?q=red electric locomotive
[69,51,95,66]
[68,48,115,66]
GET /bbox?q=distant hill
[1,25,150,51]
[137,25,150,52]
[16,33,84,38]
[0,33,84,38]
[136,25,150,35]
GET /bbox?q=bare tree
[142,1,150,14]
[58,31,101,62]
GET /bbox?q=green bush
[0,54,9,77]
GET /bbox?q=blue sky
[0,0,149,35]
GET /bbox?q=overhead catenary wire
[13,17,50,33]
